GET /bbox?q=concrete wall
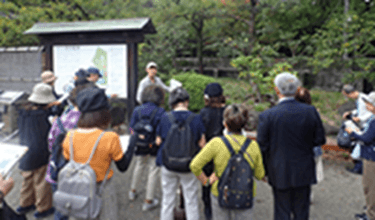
[0,47,43,94]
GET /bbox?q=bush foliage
[169,72,216,112]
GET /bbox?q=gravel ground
[3,135,366,220]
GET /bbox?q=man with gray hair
[257,72,326,220]
[342,84,372,128]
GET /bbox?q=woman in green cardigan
[190,104,265,220]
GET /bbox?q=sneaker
[16,205,36,214]
[355,213,369,220]
[142,199,159,211]
[34,207,55,218]
[346,166,363,175]
[129,190,137,201]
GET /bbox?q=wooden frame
[24,18,156,123]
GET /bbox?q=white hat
[41,70,57,84]
[146,61,157,69]
[362,92,375,106]
[28,83,56,104]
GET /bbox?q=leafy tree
[231,55,297,103]
[0,0,142,46]
[309,0,375,82]
[143,0,222,74]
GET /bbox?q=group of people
[340,85,375,220]
[127,68,327,220]
[0,66,128,220]
[7,61,375,220]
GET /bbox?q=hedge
[167,72,217,112]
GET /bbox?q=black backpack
[133,108,158,149]
[337,123,356,150]
[162,112,197,172]
[218,136,254,209]
[50,117,68,181]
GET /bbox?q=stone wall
[299,68,363,92]
[0,47,43,94]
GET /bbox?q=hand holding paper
[169,79,182,92]
[0,173,14,196]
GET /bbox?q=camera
[346,114,352,120]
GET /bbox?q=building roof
[24,17,156,35]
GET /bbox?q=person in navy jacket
[346,92,375,220]
[257,72,326,220]
[128,85,166,211]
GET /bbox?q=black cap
[75,69,89,79]
[204,83,223,98]
[76,87,110,113]
[87,67,102,78]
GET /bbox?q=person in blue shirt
[155,87,206,220]
[128,85,166,211]
[346,92,375,220]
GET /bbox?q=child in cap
[199,83,226,220]
[17,83,56,218]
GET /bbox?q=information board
[53,45,128,98]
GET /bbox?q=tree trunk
[343,0,349,60]
[247,1,257,55]
[197,18,204,74]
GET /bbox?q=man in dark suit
[257,72,326,220]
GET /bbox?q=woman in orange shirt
[61,87,135,220]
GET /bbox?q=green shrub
[254,103,270,112]
[168,72,216,112]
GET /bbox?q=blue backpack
[218,136,254,209]
[337,123,356,150]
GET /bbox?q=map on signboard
[92,47,108,85]
[53,44,127,98]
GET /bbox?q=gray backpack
[53,131,110,219]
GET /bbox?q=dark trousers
[272,186,311,220]
[202,162,213,220]
[202,185,212,220]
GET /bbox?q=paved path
[3,135,366,220]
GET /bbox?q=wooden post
[44,44,53,71]
[127,42,138,124]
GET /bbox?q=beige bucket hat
[41,70,57,84]
[28,83,56,104]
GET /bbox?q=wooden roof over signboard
[24,17,156,35]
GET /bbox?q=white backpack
[53,131,110,219]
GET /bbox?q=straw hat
[41,70,57,84]
[28,83,56,104]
